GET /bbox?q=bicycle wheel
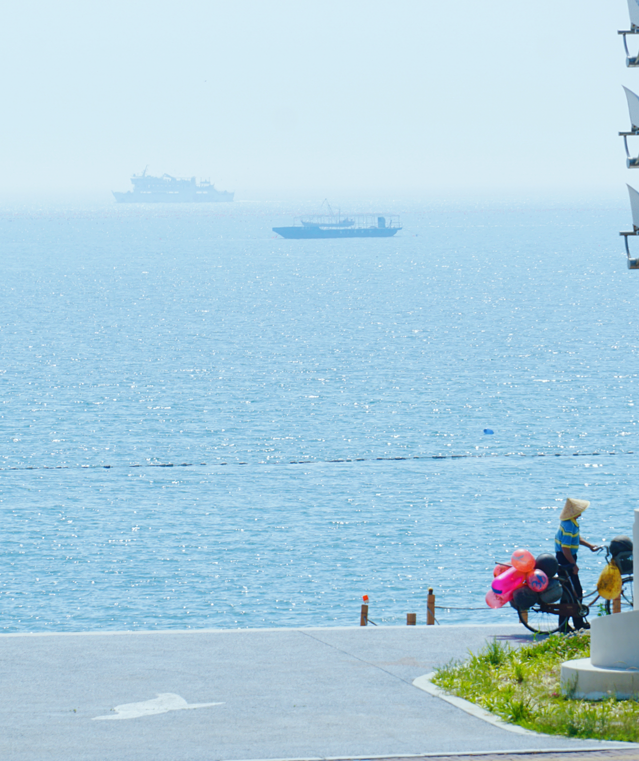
[518,604,566,634]
[518,581,578,635]
[604,576,634,614]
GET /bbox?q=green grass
[432,633,639,742]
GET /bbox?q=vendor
[555,497,600,631]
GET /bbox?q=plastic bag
[597,562,622,600]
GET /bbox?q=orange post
[613,596,622,614]
[427,588,435,625]
[407,613,417,626]
[360,594,369,626]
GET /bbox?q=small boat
[273,206,401,239]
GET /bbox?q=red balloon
[526,569,549,593]
[493,563,510,577]
[511,548,535,573]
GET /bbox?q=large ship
[113,168,234,203]
[273,211,401,239]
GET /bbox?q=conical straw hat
[560,498,590,521]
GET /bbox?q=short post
[427,588,435,625]
[360,594,369,626]
[407,613,416,626]
[613,595,622,614]
[520,610,528,625]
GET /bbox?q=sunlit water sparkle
[1,199,637,631]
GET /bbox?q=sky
[0,0,635,200]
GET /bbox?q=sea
[1,197,637,632]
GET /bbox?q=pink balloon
[500,586,515,603]
[493,563,510,577]
[492,566,526,596]
[526,568,549,593]
[486,589,509,608]
[511,548,535,573]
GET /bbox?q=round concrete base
[561,657,639,700]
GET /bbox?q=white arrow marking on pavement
[93,693,224,720]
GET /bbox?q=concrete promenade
[1,624,635,761]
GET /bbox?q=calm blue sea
[1,198,637,632]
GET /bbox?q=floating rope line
[0,449,633,473]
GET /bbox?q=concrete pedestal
[560,508,639,700]
[561,656,639,700]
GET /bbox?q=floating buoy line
[0,449,634,473]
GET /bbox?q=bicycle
[517,571,588,635]
[516,543,633,634]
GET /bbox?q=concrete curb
[0,623,528,638]
[412,673,639,750]
[230,754,639,761]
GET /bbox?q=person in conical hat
[555,498,600,631]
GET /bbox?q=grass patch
[432,632,639,742]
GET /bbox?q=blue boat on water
[273,211,401,239]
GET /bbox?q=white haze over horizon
[0,1,634,204]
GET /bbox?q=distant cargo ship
[113,168,233,203]
[273,211,401,239]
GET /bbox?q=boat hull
[272,226,400,239]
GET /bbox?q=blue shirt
[555,518,580,556]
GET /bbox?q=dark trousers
[557,565,585,630]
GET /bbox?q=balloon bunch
[486,549,559,610]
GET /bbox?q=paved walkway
[0,624,634,761]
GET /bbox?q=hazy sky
[0,1,635,199]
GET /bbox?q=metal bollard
[427,588,435,625]
[407,613,416,626]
